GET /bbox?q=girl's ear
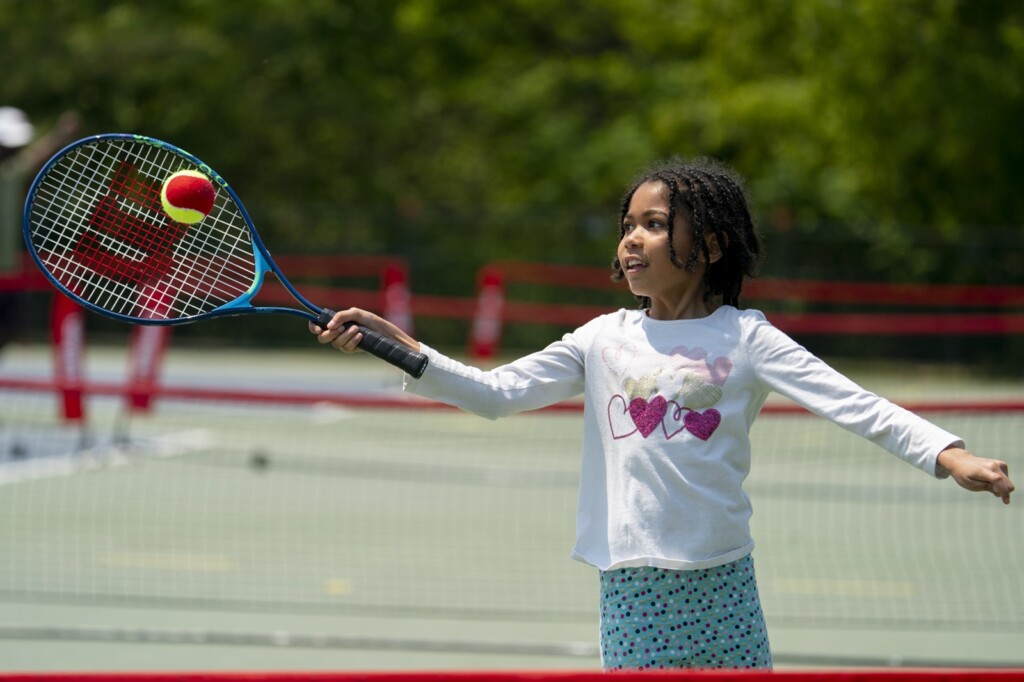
[705,232,726,264]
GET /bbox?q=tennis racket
[23,133,428,377]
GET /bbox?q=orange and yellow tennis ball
[161,170,215,224]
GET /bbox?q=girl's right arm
[311,307,587,419]
[310,307,421,354]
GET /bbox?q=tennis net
[0,345,1022,665]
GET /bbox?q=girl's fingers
[332,323,363,353]
[309,310,363,348]
[964,461,1013,504]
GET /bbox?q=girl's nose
[623,229,642,247]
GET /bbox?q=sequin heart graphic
[607,395,638,439]
[678,373,723,410]
[628,396,668,438]
[668,345,732,386]
[683,408,721,441]
[662,401,688,440]
[623,374,658,400]
[602,344,636,379]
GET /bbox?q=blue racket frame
[23,133,327,326]
[23,133,428,377]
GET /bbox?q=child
[311,157,1014,671]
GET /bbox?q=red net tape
[1,671,1023,682]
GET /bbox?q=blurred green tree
[2,0,1021,295]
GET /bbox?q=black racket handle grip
[317,308,428,378]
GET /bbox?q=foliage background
[2,0,1022,352]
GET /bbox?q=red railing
[4,255,1023,362]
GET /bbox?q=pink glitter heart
[707,357,732,386]
[629,396,667,438]
[683,409,721,441]
[670,345,732,387]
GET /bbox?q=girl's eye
[621,219,665,234]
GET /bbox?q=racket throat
[317,308,336,328]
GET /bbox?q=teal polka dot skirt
[599,554,772,670]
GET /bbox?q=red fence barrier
[48,293,85,422]
[466,261,1024,357]
[5,254,1024,370]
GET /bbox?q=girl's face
[618,180,718,319]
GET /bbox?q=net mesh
[1,372,1021,636]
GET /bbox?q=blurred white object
[0,107,34,148]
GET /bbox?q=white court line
[0,428,214,486]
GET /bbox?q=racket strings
[122,141,256,316]
[28,139,259,320]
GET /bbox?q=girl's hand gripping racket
[23,133,428,378]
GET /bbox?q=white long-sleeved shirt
[404,306,962,571]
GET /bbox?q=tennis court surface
[1,344,1021,671]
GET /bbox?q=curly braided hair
[611,157,763,309]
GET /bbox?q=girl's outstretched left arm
[936,446,1015,504]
